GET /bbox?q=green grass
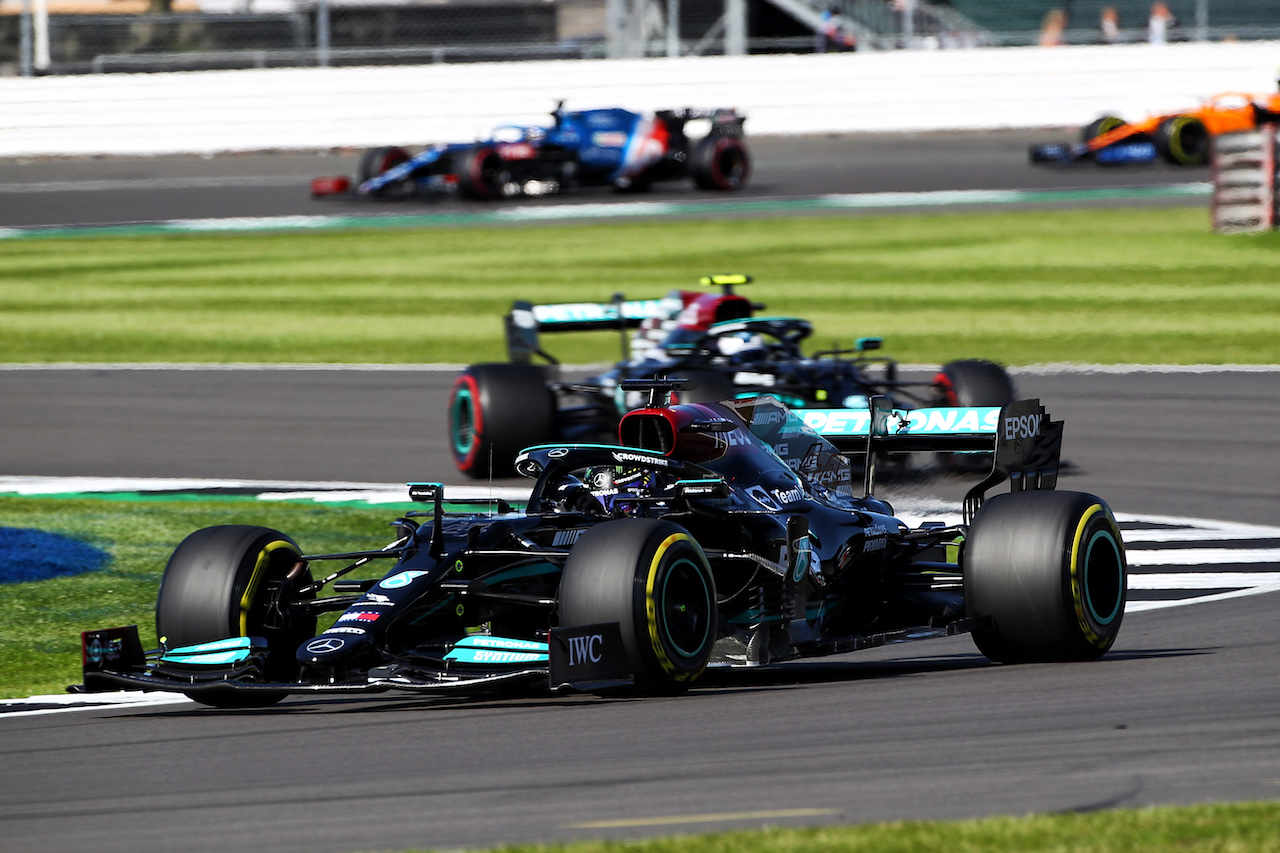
[4,207,1278,849]
[0,496,398,700]
[2,207,1279,365]
[3,503,1278,853]
[454,802,1280,852]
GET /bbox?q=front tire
[964,491,1127,663]
[156,525,316,707]
[449,363,555,478]
[358,146,412,197]
[1082,115,1126,142]
[457,146,509,200]
[559,519,717,693]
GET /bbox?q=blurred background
[2,0,1276,77]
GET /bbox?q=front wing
[73,624,635,699]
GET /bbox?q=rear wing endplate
[798,397,1063,523]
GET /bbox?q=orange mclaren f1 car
[1031,91,1280,166]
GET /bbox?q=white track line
[2,480,1276,717]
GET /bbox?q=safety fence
[1213,127,1278,233]
[1,0,1277,76]
[1,40,1277,157]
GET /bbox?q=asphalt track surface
[1,135,1276,853]
[0,128,1208,229]
[2,368,1278,853]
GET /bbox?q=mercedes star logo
[305,637,345,655]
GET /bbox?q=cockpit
[618,395,855,504]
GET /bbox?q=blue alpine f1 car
[75,384,1126,708]
[311,103,750,200]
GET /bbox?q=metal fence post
[666,0,679,57]
[19,0,33,76]
[724,0,745,55]
[33,0,50,72]
[317,0,331,67]
[605,0,624,58]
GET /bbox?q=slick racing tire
[964,491,1127,663]
[559,519,716,694]
[449,363,555,478]
[358,146,412,197]
[932,359,1015,473]
[690,136,751,191]
[458,146,509,200]
[1082,115,1126,141]
[156,525,316,708]
[933,359,1016,408]
[1154,115,1210,166]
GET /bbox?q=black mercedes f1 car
[448,276,1016,478]
[77,383,1126,708]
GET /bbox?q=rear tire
[933,359,1015,407]
[449,363,555,478]
[690,136,751,191]
[932,359,1015,472]
[964,491,1127,663]
[1154,115,1210,166]
[156,525,316,708]
[559,519,716,693]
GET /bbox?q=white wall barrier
[0,42,1278,157]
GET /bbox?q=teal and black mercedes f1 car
[77,383,1126,709]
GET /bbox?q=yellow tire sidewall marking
[239,539,300,637]
[645,532,710,682]
[1069,504,1122,648]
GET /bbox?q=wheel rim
[449,383,479,462]
[932,372,958,406]
[1082,528,1124,626]
[1098,117,1124,136]
[658,556,712,659]
[712,141,748,188]
[471,150,505,198]
[239,538,300,636]
[380,149,408,174]
[1170,118,1208,165]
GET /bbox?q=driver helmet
[716,332,766,359]
[584,466,658,516]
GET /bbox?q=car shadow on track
[129,647,1207,716]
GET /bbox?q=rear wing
[505,294,681,364]
[798,397,1063,523]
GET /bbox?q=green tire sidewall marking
[660,556,713,658]
[1084,528,1124,626]
[450,385,476,457]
